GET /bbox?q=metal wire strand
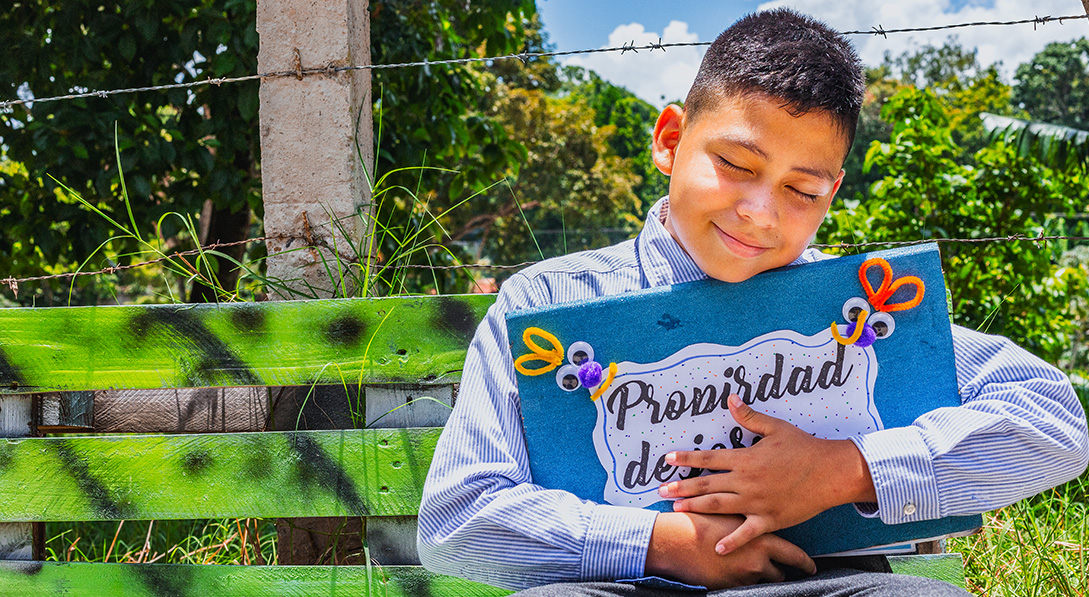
[1,14,1085,111]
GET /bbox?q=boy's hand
[646,511,816,589]
[657,394,877,555]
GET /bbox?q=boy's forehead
[684,92,852,163]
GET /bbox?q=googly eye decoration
[514,327,619,401]
[556,364,582,392]
[869,312,896,339]
[831,258,923,347]
[842,297,869,323]
[568,341,595,366]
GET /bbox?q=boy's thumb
[728,393,776,434]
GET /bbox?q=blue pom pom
[847,321,877,348]
[578,360,604,387]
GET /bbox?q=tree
[980,113,1089,171]
[472,85,641,263]
[1013,38,1089,130]
[0,0,261,305]
[560,67,669,214]
[361,0,541,294]
[822,87,1089,363]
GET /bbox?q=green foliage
[980,112,1089,171]
[0,0,261,305]
[949,471,1088,596]
[823,87,1089,362]
[364,0,535,293]
[1013,38,1089,130]
[476,86,641,262]
[560,67,669,214]
[366,17,653,283]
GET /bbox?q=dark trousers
[512,557,971,596]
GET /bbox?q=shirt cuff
[851,427,941,525]
[579,504,658,581]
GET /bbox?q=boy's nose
[734,188,777,228]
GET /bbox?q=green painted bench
[0,296,966,595]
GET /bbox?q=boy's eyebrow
[721,136,839,183]
[791,165,839,183]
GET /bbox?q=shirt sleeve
[416,273,658,590]
[852,324,1089,525]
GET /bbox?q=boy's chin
[704,268,761,284]
[703,254,803,283]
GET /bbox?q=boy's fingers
[715,518,766,555]
[665,448,734,469]
[670,492,744,514]
[728,393,782,436]
[765,536,818,576]
[658,471,734,498]
[758,562,787,584]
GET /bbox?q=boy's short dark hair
[685,8,865,151]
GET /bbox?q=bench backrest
[0,294,510,596]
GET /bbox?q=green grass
[949,471,1088,596]
[44,519,278,565]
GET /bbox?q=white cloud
[757,0,1087,80]
[562,20,705,108]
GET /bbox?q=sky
[536,0,1089,107]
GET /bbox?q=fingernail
[672,498,685,511]
[658,484,670,497]
[715,544,727,555]
[665,452,677,464]
[728,394,743,408]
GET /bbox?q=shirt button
[903,503,917,516]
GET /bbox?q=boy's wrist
[823,438,878,506]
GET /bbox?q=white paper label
[591,329,883,507]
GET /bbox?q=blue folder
[508,243,981,556]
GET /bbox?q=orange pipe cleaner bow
[858,258,925,312]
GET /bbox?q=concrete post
[256,0,373,564]
[257,0,372,299]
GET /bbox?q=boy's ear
[652,104,685,176]
[826,169,846,208]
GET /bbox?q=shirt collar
[636,196,832,288]
[636,197,708,287]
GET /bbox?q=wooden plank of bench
[0,562,513,596]
[0,295,494,394]
[0,429,438,522]
[888,553,965,588]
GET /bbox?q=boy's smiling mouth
[713,224,769,259]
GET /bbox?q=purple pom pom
[846,321,877,348]
[578,360,604,387]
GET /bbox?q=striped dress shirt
[417,198,1089,590]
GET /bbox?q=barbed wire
[811,234,1089,249]
[3,233,1087,295]
[2,13,1086,111]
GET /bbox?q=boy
[418,9,1089,595]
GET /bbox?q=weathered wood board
[0,428,438,522]
[0,295,494,394]
[91,388,271,433]
[0,562,514,596]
